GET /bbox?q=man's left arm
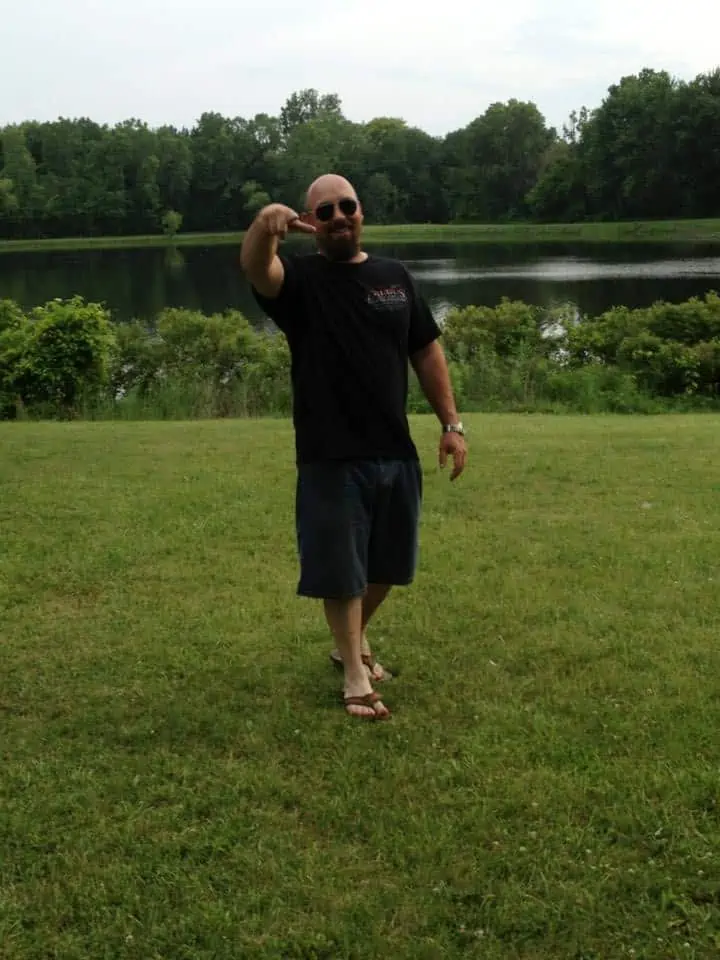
[405,272,467,481]
[410,340,467,481]
[410,339,458,426]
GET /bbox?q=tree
[361,172,401,224]
[362,118,447,222]
[187,113,243,231]
[0,70,719,239]
[0,126,40,236]
[161,209,182,239]
[0,177,18,216]
[579,69,681,219]
[527,141,587,222]
[156,125,193,220]
[443,100,555,222]
[280,89,343,139]
[276,114,362,209]
[240,180,271,218]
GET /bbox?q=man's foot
[344,690,391,720]
[329,648,393,681]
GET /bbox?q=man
[240,174,466,720]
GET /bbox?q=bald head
[301,172,365,263]
[305,174,358,212]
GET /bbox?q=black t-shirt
[252,252,441,465]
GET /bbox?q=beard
[317,224,361,262]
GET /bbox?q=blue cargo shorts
[295,458,423,599]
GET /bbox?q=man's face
[307,192,364,262]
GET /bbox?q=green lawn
[2,414,720,959]
[1,218,720,254]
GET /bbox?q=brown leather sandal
[343,691,391,720]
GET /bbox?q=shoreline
[1,218,720,254]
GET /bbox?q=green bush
[4,293,720,421]
[565,292,720,396]
[1,296,115,417]
[0,298,24,333]
[645,292,720,344]
[616,333,699,395]
[442,298,551,361]
[0,305,29,417]
[566,305,643,366]
[107,307,292,418]
[692,339,720,395]
[542,364,656,413]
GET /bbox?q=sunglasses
[314,198,358,222]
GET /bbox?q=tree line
[1,67,719,240]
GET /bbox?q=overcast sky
[3,0,718,135]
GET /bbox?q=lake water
[1,240,720,325]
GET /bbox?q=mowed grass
[1,217,720,253]
[2,414,720,959]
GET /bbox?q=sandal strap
[344,691,381,707]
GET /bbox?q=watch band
[443,422,464,435]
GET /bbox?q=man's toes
[372,699,390,718]
[346,702,378,718]
[370,661,392,681]
[344,692,391,719]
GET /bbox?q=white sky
[3,0,719,135]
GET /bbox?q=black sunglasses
[314,198,358,222]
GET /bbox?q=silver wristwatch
[443,422,465,436]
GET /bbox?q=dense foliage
[1,68,719,240]
[2,293,720,420]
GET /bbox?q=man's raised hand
[260,204,316,239]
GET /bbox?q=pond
[1,240,719,324]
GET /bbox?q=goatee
[321,236,360,262]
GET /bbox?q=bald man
[240,174,467,719]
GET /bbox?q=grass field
[1,218,720,254]
[2,414,720,959]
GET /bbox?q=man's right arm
[240,203,315,299]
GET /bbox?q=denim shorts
[295,458,423,599]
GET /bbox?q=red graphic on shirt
[366,286,408,310]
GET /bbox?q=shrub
[0,298,24,333]
[1,296,116,417]
[0,310,29,417]
[616,333,699,395]
[442,298,548,361]
[109,307,292,419]
[645,291,720,344]
[4,293,720,421]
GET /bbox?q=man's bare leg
[330,584,393,680]
[324,596,389,717]
[362,583,392,638]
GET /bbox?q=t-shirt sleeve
[251,254,301,334]
[406,271,442,355]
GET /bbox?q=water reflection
[0,240,719,324]
[406,256,720,282]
